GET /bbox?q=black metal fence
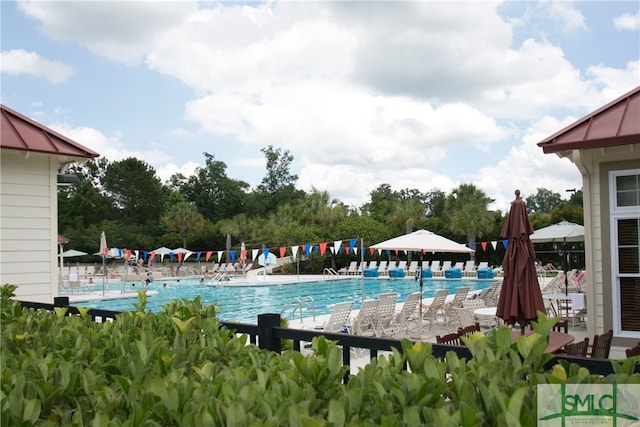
[19,298,639,380]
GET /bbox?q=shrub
[1,284,638,426]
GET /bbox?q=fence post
[54,296,69,307]
[258,313,281,352]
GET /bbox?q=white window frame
[609,168,640,338]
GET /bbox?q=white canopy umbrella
[60,249,88,258]
[530,221,584,243]
[370,229,474,253]
[172,247,193,261]
[152,246,173,262]
[530,221,585,298]
[371,229,473,338]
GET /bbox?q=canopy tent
[370,229,474,253]
[172,247,193,262]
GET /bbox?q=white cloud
[17,0,198,66]
[614,11,640,30]
[0,49,73,83]
[539,0,587,34]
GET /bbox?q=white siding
[0,150,58,303]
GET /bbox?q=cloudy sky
[2,1,639,212]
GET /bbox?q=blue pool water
[78,277,495,323]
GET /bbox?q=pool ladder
[281,296,316,323]
[323,268,339,280]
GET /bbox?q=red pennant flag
[149,251,156,261]
[394,249,398,256]
[369,247,375,255]
[480,242,487,251]
[177,252,183,262]
[206,251,212,262]
[344,247,350,255]
[279,246,287,258]
[319,242,327,256]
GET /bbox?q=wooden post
[258,313,281,352]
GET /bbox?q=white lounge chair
[441,261,453,271]
[377,260,388,276]
[372,292,398,336]
[462,260,476,276]
[396,260,407,272]
[430,261,442,276]
[443,286,470,326]
[421,289,449,328]
[407,261,419,276]
[316,301,353,333]
[349,299,380,336]
[391,292,421,337]
[339,261,357,275]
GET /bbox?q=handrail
[323,268,339,280]
[280,296,316,323]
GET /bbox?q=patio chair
[443,286,470,325]
[589,330,613,358]
[457,322,481,338]
[625,342,640,358]
[477,262,489,270]
[407,261,419,276]
[563,337,589,357]
[315,301,353,333]
[349,299,379,336]
[430,261,442,276]
[377,261,388,276]
[391,292,421,337]
[420,289,448,328]
[372,292,398,336]
[436,331,462,346]
[553,320,569,334]
[339,261,357,276]
[462,260,476,276]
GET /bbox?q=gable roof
[1,104,99,159]
[537,85,640,154]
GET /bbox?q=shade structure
[370,229,474,253]
[172,247,193,262]
[152,246,173,262]
[60,249,88,258]
[496,191,546,329]
[99,231,108,295]
[530,221,584,243]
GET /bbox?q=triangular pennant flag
[142,250,148,260]
[279,246,287,258]
[333,240,342,254]
[206,251,212,262]
[196,251,201,262]
[368,247,374,255]
[491,241,497,250]
[350,238,358,251]
[353,247,358,255]
[480,242,487,251]
[469,242,476,249]
[319,242,328,256]
[291,246,299,259]
[252,249,259,261]
[305,244,312,256]
[149,251,156,262]
[502,240,509,249]
[177,252,183,263]
[344,247,350,255]
[169,252,174,261]
[217,251,224,262]
[229,250,236,262]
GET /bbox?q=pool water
[78,278,495,324]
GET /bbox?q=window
[610,169,640,337]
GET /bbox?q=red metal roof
[1,104,99,159]
[538,86,640,154]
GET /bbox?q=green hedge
[1,284,638,426]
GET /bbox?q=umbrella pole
[419,252,423,339]
[564,239,570,320]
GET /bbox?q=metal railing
[17,299,640,381]
[323,268,339,280]
[280,296,316,324]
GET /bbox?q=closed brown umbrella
[496,190,546,332]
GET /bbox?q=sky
[1,1,639,213]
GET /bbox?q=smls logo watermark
[538,384,640,426]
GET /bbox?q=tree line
[58,146,584,270]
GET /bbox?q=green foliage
[3,286,638,426]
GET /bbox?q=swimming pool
[78,278,495,323]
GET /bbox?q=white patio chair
[316,301,354,333]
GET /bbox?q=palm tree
[445,184,494,259]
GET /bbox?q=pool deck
[63,274,621,365]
